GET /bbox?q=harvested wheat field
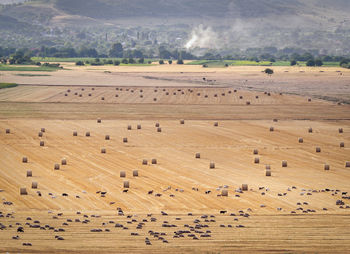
[0,66,350,253]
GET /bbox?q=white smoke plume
[185,25,219,49]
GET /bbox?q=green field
[186,60,340,67]
[0,65,60,72]
[0,83,18,89]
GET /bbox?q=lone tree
[264,68,274,75]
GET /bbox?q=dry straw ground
[0,65,349,253]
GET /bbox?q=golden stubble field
[0,65,350,253]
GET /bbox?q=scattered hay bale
[339,128,343,133]
[85,132,90,137]
[32,182,38,189]
[270,127,274,132]
[340,142,345,148]
[324,164,330,171]
[195,153,200,159]
[214,122,218,127]
[97,119,101,123]
[266,165,271,170]
[151,159,157,164]
[157,127,162,132]
[155,123,160,127]
[101,148,106,154]
[253,149,258,155]
[308,98,311,102]
[5,129,10,134]
[101,97,105,101]
[282,161,287,167]
[133,170,138,177]
[246,101,251,105]
[153,98,157,102]
[61,159,67,165]
[273,119,278,122]
[298,138,304,143]
[40,141,44,147]
[38,132,43,137]
[22,157,28,163]
[20,188,27,195]
[316,147,321,153]
[346,162,350,168]
[54,164,60,170]
[210,162,215,169]
[41,128,45,133]
[137,124,141,130]
[266,170,271,176]
[105,135,110,140]
[124,181,129,188]
[123,137,128,143]
[242,184,248,191]
[308,127,313,133]
[180,119,185,124]
[26,170,32,177]
[254,157,260,164]
[88,93,91,96]
[127,125,132,130]
[120,171,126,178]
[221,190,228,196]
[239,96,243,99]
[142,159,148,165]
[256,96,259,99]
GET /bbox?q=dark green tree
[109,43,123,57]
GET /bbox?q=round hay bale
[22,157,28,163]
[282,161,287,167]
[61,159,67,165]
[256,96,259,99]
[346,162,350,168]
[105,135,110,140]
[101,97,105,101]
[32,182,38,189]
[273,119,278,122]
[270,127,274,132]
[339,128,343,133]
[101,148,106,154]
[340,142,345,148]
[54,164,60,170]
[324,164,330,170]
[5,129,10,134]
[41,128,45,133]
[92,88,95,90]
[316,147,321,153]
[155,123,160,127]
[38,132,43,137]
[308,127,313,133]
[97,119,101,123]
[137,124,141,130]
[157,127,162,132]
[221,189,228,196]
[67,89,71,92]
[142,159,148,165]
[88,93,92,96]
[298,137,303,143]
[246,101,251,105]
[123,137,128,143]
[210,162,215,169]
[79,94,82,97]
[267,93,271,96]
[40,141,44,147]
[151,159,157,164]
[234,89,237,93]
[133,170,138,177]
[123,181,129,188]
[127,125,132,130]
[20,188,27,195]
[26,170,32,177]
[120,171,126,178]
[180,119,185,124]
[266,165,271,170]
[73,131,78,136]
[116,94,119,97]
[266,170,271,176]
[253,149,258,155]
[308,98,311,102]
[214,122,218,127]
[254,157,260,164]
[85,132,90,137]
[239,96,243,99]
[195,153,200,159]
[153,98,157,102]
[242,184,248,191]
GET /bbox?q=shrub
[306,59,316,66]
[75,61,85,66]
[264,68,274,74]
[159,59,164,64]
[113,60,120,66]
[290,60,297,66]
[122,58,128,64]
[177,59,184,64]
[168,60,172,64]
[138,58,144,64]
